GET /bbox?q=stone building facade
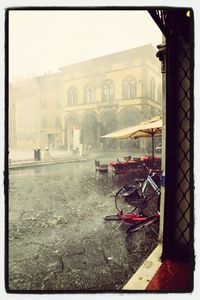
[9,44,162,151]
[36,72,63,149]
[60,44,162,150]
[9,77,40,149]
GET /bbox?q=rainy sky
[9,10,162,80]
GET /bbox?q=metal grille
[149,9,193,260]
[165,10,193,260]
[174,34,191,250]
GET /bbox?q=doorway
[48,134,56,148]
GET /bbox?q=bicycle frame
[115,167,162,215]
[104,211,160,234]
[139,172,161,203]
[105,167,162,233]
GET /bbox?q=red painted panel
[146,260,191,291]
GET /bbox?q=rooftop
[59,43,158,72]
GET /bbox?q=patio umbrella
[101,116,162,159]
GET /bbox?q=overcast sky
[9,10,162,80]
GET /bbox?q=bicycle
[104,165,162,233]
[115,165,162,215]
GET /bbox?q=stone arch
[64,112,80,149]
[149,106,159,119]
[65,112,80,124]
[118,107,142,151]
[99,109,118,135]
[80,110,99,122]
[118,106,142,129]
[99,109,118,150]
[80,111,98,147]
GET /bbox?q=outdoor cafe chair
[111,163,128,180]
[95,160,108,177]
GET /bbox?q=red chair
[95,160,108,177]
[111,163,128,180]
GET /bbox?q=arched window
[150,78,156,100]
[102,79,114,101]
[84,84,95,104]
[67,86,77,106]
[123,76,137,99]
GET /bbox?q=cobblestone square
[8,156,159,291]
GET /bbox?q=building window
[123,76,137,99]
[67,86,77,106]
[41,118,47,128]
[150,77,156,100]
[84,84,95,104]
[102,79,114,101]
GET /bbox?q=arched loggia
[80,112,98,148]
[118,107,142,150]
[64,112,80,150]
[99,110,118,150]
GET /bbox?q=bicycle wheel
[115,188,138,214]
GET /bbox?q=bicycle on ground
[104,165,162,234]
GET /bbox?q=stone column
[156,40,166,242]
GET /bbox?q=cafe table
[109,159,139,176]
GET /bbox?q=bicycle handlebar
[142,163,162,175]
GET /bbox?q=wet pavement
[8,154,159,291]
[9,149,73,162]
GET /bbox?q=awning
[101,117,162,139]
[101,116,162,159]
